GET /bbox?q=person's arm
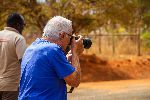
[64,35,84,87]
[16,37,26,64]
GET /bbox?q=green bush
[141,31,150,40]
[141,31,150,48]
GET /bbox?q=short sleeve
[16,37,26,60]
[52,49,75,79]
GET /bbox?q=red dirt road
[80,54,150,82]
[69,55,150,100]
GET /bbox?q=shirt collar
[4,27,20,34]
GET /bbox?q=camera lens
[83,38,92,49]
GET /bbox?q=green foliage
[141,31,150,40]
[141,31,150,48]
[0,0,150,35]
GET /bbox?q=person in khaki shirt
[0,13,26,100]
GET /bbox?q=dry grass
[24,33,150,57]
[84,35,150,57]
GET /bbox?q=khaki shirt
[0,27,26,91]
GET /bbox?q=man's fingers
[76,35,83,42]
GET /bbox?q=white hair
[43,16,73,40]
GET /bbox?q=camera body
[74,37,92,49]
[66,36,92,54]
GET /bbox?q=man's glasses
[65,33,74,45]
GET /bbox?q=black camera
[66,36,92,54]
[74,37,92,49]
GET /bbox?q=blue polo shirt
[18,38,75,100]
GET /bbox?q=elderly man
[0,13,26,100]
[18,16,84,100]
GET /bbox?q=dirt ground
[68,79,150,100]
[67,54,150,100]
[80,54,150,82]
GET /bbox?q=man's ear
[59,32,65,39]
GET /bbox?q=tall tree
[0,0,150,35]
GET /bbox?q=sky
[37,0,46,3]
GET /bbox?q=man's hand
[71,35,84,55]
[64,35,84,87]
[66,35,84,62]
